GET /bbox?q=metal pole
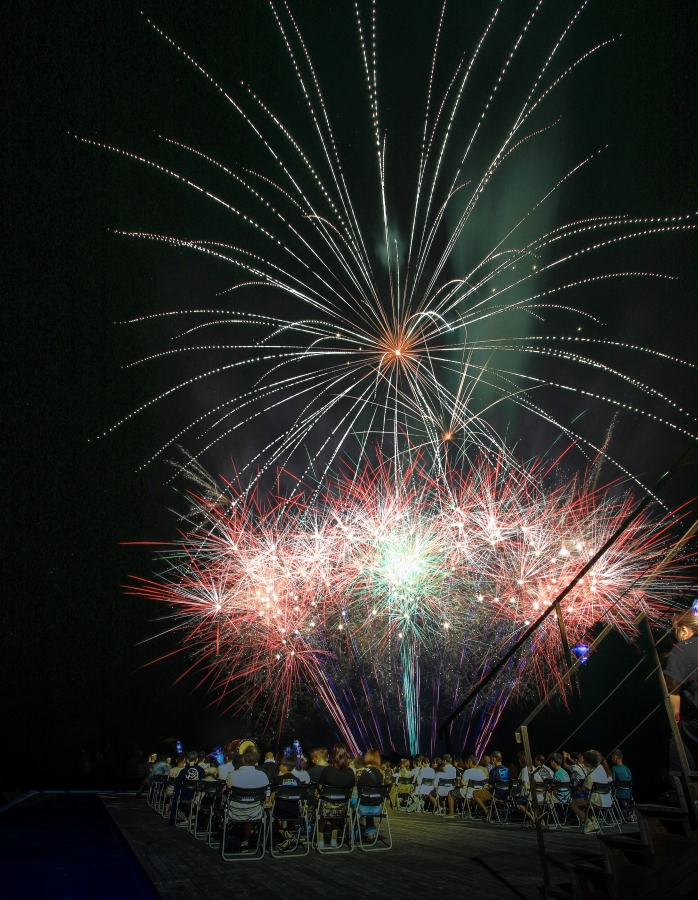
[641,614,698,819]
[518,725,550,894]
[554,598,579,698]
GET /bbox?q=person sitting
[550,753,571,800]
[355,749,385,842]
[413,756,436,809]
[307,747,328,783]
[269,755,303,851]
[563,750,587,796]
[152,753,171,777]
[481,754,493,772]
[664,609,698,771]
[318,743,355,848]
[225,746,269,849]
[610,749,635,822]
[569,749,613,833]
[293,756,311,784]
[474,751,510,817]
[391,758,414,808]
[169,751,205,825]
[217,751,235,783]
[261,751,277,781]
[535,754,554,781]
[446,754,487,817]
[429,754,457,813]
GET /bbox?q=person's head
[176,755,185,767]
[224,752,233,763]
[197,751,206,763]
[534,754,545,766]
[242,746,260,767]
[518,750,527,766]
[611,749,623,765]
[549,753,563,771]
[570,750,583,763]
[351,755,364,769]
[673,609,698,643]
[149,753,157,763]
[467,755,479,767]
[364,748,381,767]
[455,757,464,768]
[186,750,199,764]
[278,755,296,773]
[582,749,602,769]
[443,754,452,765]
[481,754,491,765]
[157,753,167,762]
[491,751,502,764]
[264,751,275,761]
[330,742,351,770]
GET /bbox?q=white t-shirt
[293,768,310,783]
[417,766,436,794]
[434,764,457,796]
[584,765,612,808]
[217,762,235,781]
[461,767,486,798]
[226,766,269,820]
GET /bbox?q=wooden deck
[101,795,611,900]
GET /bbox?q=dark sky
[4,0,698,789]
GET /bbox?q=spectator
[610,749,635,822]
[318,743,355,849]
[293,755,311,784]
[474,751,509,816]
[569,750,612,833]
[481,754,493,772]
[563,751,587,797]
[307,747,328,783]
[664,609,698,770]
[355,748,384,842]
[550,753,571,801]
[269,755,302,851]
[169,751,205,826]
[135,752,157,799]
[429,754,457,812]
[414,756,436,808]
[446,754,487,817]
[169,755,185,778]
[225,746,269,848]
[152,753,171,777]
[535,754,554,781]
[261,751,277,781]
[217,751,235,783]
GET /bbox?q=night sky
[4,0,698,793]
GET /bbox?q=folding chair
[394,775,415,809]
[268,784,310,858]
[354,784,392,851]
[189,781,223,840]
[433,778,456,816]
[206,785,227,848]
[486,781,511,823]
[580,782,622,834]
[461,780,487,819]
[147,773,163,808]
[314,786,354,853]
[408,777,434,813]
[221,786,268,861]
[612,780,635,823]
[549,782,575,828]
[149,774,167,811]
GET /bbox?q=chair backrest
[396,776,413,785]
[467,779,485,790]
[356,783,389,805]
[275,784,309,803]
[226,786,268,803]
[319,786,353,803]
[420,777,435,787]
[590,781,611,795]
[613,780,632,792]
[198,780,223,796]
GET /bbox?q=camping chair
[269,784,310,858]
[314,786,354,853]
[354,784,392,851]
[221,786,268,861]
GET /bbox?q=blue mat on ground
[0,793,157,899]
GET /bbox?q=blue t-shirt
[553,767,571,802]
[611,764,632,799]
[488,764,510,798]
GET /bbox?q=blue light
[691,599,698,613]
[175,740,183,754]
[571,642,590,664]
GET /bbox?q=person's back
[319,759,355,788]
[417,759,436,794]
[226,747,269,822]
[217,753,235,783]
[549,753,571,802]
[489,758,510,798]
[434,756,457,796]
[610,749,632,800]
[583,751,612,809]
[152,754,171,777]
[261,752,277,781]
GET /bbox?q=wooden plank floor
[101,795,607,900]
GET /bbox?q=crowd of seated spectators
[144,739,636,845]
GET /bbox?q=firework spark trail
[129,451,690,753]
[80,2,696,500]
